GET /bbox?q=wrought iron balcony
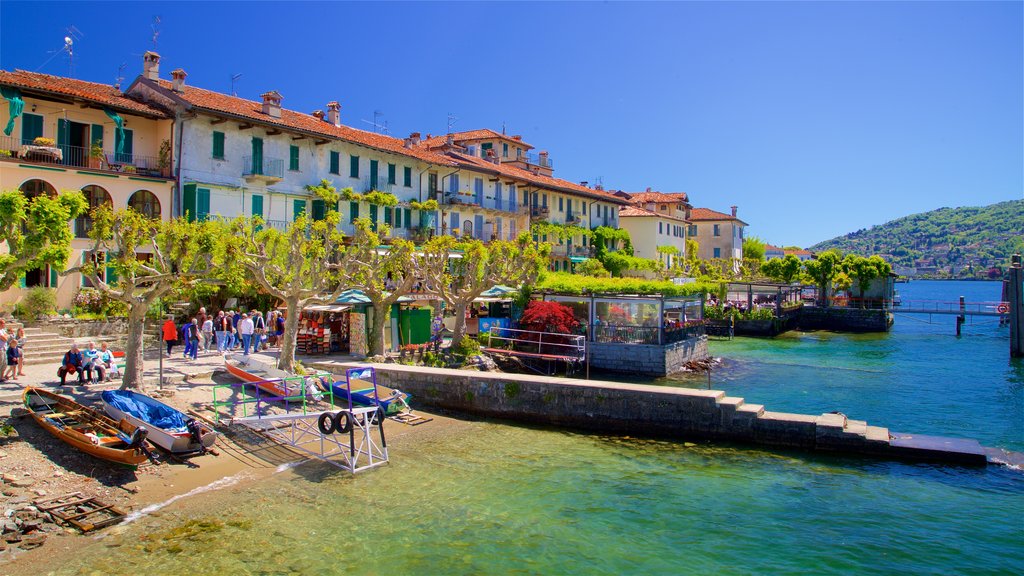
[530,206,550,221]
[242,156,284,184]
[0,135,168,178]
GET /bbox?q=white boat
[101,390,218,454]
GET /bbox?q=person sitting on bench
[57,344,86,386]
[80,341,105,384]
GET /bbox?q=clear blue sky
[2,1,1021,247]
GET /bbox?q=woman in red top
[162,317,178,357]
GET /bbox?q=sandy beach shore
[0,351,464,575]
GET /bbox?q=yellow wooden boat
[23,387,151,466]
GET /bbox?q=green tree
[0,189,86,291]
[68,207,216,390]
[575,258,611,277]
[742,236,766,261]
[842,254,892,305]
[760,254,803,284]
[220,180,357,372]
[420,234,549,350]
[803,250,843,307]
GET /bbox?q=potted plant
[158,139,171,177]
[33,137,55,147]
[89,139,103,168]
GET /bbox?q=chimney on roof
[646,187,652,193]
[326,101,341,127]
[446,134,454,147]
[143,51,160,81]
[404,132,422,149]
[312,110,325,120]
[580,181,588,187]
[512,135,522,141]
[731,205,738,217]
[171,69,187,93]
[261,91,283,119]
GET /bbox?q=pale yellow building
[689,206,746,261]
[0,69,175,309]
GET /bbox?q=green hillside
[810,200,1024,278]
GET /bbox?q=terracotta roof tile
[690,207,743,222]
[628,191,690,203]
[0,69,171,117]
[422,129,533,150]
[151,79,454,166]
[619,205,689,223]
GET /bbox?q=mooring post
[956,296,965,336]
[1010,254,1023,358]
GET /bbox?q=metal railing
[486,326,585,360]
[590,322,705,345]
[242,156,284,178]
[0,134,165,176]
[263,219,290,231]
[521,152,554,169]
[530,206,549,219]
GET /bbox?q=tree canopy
[0,189,87,290]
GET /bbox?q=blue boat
[101,390,218,454]
[325,366,410,416]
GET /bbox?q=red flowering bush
[519,301,579,334]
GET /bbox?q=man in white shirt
[237,313,255,356]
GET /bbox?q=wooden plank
[63,504,115,521]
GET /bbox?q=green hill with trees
[810,200,1024,278]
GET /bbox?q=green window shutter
[49,266,58,288]
[369,160,378,189]
[350,155,359,178]
[57,118,68,155]
[183,183,197,222]
[404,208,411,229]
[251,137,263,173]
[384,206,393,226]
[289,145,299,171]
[21,113,43,144]
[387,163,396,185]
[251,194,264,218]
[105,252,118,286]
[117,129,134,163]
[369,204,378,231]
[403,167,412,187]
[329,151,340,174]
[212,131,225,159]
[349,201,359,223]
[90,124,103,150]
[312,199,326,221]
[293,200,306,221]
[197,188,211,221]
[394,208,401,228]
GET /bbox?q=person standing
[275,312,286,348]
[238,313,255,355]
[162,316,178,357]
[197,307,208,333]
[180,317,194,359]
[216,311,230,353]
[232,310,242,350]
[187,318,200,361]
[201,315,214,353]
[252,310,266,351]
[4,339,20,380]
[15,327,26,377]
[0,319,9,383]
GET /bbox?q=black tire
[371,406,387,426]
[317,412,334,435]
[333,411,352,434]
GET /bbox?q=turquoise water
[56,281,1023,574]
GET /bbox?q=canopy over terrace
[715,282,803,314]
[538,292,704,346]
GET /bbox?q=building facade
[617,190,691,268]
[688,206,746,261]
[0,69,175,308]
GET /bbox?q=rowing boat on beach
[101,390,218,454]
[324,367,410,416]
[23,387,151,466]
[222,353,324,401]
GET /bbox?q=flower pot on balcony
[88,157,102,169]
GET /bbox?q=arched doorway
[76,185,113,238]
[19,179,57,199]
[128,189,161,219]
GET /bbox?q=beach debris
[35,492,126,534]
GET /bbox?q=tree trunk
[450,300,469,350]
[120,306,148,391]
[368,302,389,357]
[277,296,301,372]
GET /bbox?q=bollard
[956,295,965,337]
[1010,254,1023,358]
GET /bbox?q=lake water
[56,281,1023,575]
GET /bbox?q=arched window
[75,185,113,238]
[128,190,161,219]
[462,219,473,238]
[19,179,57,199]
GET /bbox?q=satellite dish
[64,36,72,45]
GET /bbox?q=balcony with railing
[242,156,284,184]
[0,135,168,178]
[530,205,550,221]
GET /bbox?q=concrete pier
[319,362,993,466]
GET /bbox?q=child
[15,327,25,377]
[4,339,21,380]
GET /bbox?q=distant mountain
[810,200,1024,278]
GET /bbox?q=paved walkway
[0,346,367,401]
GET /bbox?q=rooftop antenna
[151,16,161,50]
[113,62,127,90]
[447,112,458,134]
[231,73,242,96]
[502,122,506,135]
[361,110,388,134]
[35,25,82,74]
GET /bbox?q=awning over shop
[303,304,352,313]
[335,289,416,304]
[569,257,589,263]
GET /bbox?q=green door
[293,199,306,221]
[312,199,326,221]
[183,183,197,222]
[350,201,359,223]
[21,113,43,145]
[197,188,211,221]
[57,118,69,165]
[251,194,264,218]
[369,204,378,231]
[369,160,379,190]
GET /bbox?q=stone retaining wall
[798,307,893,332]
[27,317,130,338]
[588,336,708,376]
